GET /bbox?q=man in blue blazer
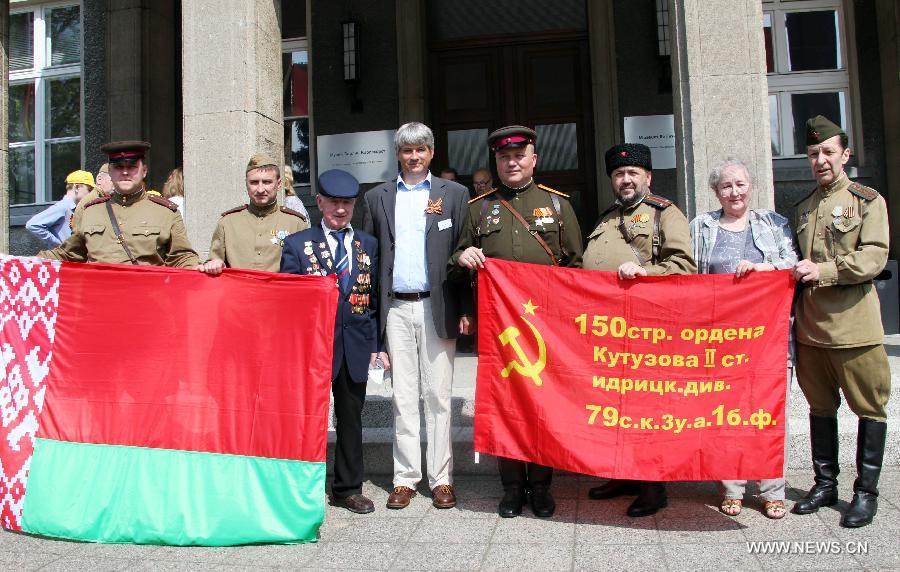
[281,169,388,514]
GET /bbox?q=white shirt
[393,172,431,293]
[321,220,355,273]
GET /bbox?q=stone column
[877,0,900,258]
[396,0,426,124]
[1,2,9,254]
[587,0,620,211]
[181,0,282,257]
[670,0,773,219]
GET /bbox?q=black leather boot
[588,479,640,500]
[793,415,840,515]
[841,419,887,528]
[498,483,526,518]
[626,481,667,517]
[530,485,556,518]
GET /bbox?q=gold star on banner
[522,299,538,316]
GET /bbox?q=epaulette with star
[643,194,673,209]
[280,206,308,221]
[220,205,248,217]
[848,182,879,201]
[148,195,179,212]
[84,195,112,209]
[537,184,570,199]
[468,189,496,204]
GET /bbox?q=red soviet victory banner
[474,258,795,481]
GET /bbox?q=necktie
[332,229,350,293]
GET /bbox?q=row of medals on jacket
[302,239,372,314]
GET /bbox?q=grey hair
[395,122,435,151]
[708,157,754,191]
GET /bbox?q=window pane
[9,145,36,205]
[280,0,306,39]
[283,50,309,117]
[447,128,489,176]
[785,11,840,71]
[791,92,844,153]
[46,141,82,202]
[769,94,781,156]
[763,13,774,74]
[46,77,81,139]
[284,118,310,186]
[9,83,36,143]
[535,123,578,171]
[48,5,81,66]
[10,12,35,70]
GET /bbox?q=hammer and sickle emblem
[498,316,547,386]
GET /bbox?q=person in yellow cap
[38,140,202,268]
[197,153,309,275]
[25,170,95,248]
[791,115,891,528]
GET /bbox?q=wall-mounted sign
[316,130,397,184]
[624,115,676,170]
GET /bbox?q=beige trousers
[386,298,456,489]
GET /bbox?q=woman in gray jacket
[689,157,798,519]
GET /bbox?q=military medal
[492,217,500,224]
[832,206,842,217]
[640,214,650,223]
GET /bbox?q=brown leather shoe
[431,484,457,508]
[332,494,375,514]
[386,486,416,509]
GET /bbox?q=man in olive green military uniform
[197,153,309,275]
[451,125,583,519]
[583,143,696,518]
[38,141,201,268]
[791,115,891,528]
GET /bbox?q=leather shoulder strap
[104,201,138,265]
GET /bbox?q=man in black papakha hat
[580,142,696,518]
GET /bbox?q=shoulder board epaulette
[147,190,162,197]
[148,195,179,212]
[643,194,673,209]
[84,195,112,209]
[793,187,817,207]
[537,184,570,199]
[468,189,496,204]
[280,206,308,221]
[220,205,248,217]
[848,182,879,201]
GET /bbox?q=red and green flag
[0,255,337,545]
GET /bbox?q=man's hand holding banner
[474,258,795,481]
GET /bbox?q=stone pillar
[877,0,900,258]
[587,0,620,211]
[82,0,109,172]
[670,0,773,219]
[1,2,9,254]
[396,0,426,123]
[181,0,282,257]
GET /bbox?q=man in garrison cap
[581,143,696,518]
[198,153,309,275]
[38,141,202,268]
[791,115,891,528]
[451,125,583,519]
[280,169,387,515]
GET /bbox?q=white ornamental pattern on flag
[0,255,60,530]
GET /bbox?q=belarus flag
[0,255,337,545]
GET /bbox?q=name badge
[438,219,453,231]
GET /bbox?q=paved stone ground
[1,469,898,571]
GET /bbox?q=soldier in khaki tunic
[791,116,890,528]
[451,125,583,519]
[198,154,309,274]
[583,143,696,518]
[38,141,200,268]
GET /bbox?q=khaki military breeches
[796,343,891,421]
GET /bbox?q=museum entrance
[428,33,597,230]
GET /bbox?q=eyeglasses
[717,185,749,196]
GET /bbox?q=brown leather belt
[393,291,430,301]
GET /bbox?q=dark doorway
[429,34,596,230]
